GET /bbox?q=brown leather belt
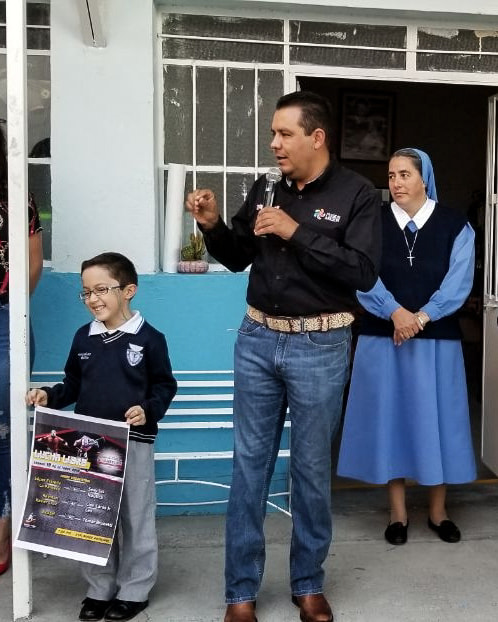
[247,305,354,333]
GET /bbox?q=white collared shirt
[391,198,436,231]
[88,311,144,336]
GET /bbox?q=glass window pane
[290,46,406,69]
[257,70,283,167]
[162,14,283,42]
[26,3,50,26]
[417,52,498,73]
[227,69,255,167]
[196,67,224,166]
[226,173,256,224]
[162,39,283,64]
[29,162,51,260]
[27,27,50,50]
[0,3,50,47]
[163,64,193,165]
[291,21,406,49]
[27,54,50,157]
[480,33,498,54]
[418,28,498,53]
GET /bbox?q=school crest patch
[127,343,144,366]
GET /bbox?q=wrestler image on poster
[15,407,129,565]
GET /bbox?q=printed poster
[14,406,129,566]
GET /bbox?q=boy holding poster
[26,252,177,622]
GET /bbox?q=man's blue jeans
[225,314,351,603]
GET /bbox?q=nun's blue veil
[408,147,438,202]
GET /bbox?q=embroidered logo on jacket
[78,352,92,360]
[313,209,341,222]
[127,343,144,366]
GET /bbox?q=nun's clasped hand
[391,307,423,346]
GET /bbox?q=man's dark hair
[275,91,334,152]
[391,148,422,176]
[81,252,138,286]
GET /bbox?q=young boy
[26,252,177,622]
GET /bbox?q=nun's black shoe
[428,518,461,543]
[384,520,408,545]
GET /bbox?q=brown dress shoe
[224,601,257,622]
[292,593,333,622]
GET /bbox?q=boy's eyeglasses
[78,285,124,302]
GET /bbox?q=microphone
[263,167,282,207]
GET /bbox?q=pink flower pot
[177,260,209,273]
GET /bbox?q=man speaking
[186,91,381,622]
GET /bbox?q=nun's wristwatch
[415,311,430,328]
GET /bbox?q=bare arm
[29,231,43,294]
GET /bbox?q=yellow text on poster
[54,528,112,544]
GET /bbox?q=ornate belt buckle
[320,313,329,331]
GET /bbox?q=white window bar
[485,96,498,302]
[283,19,291,94]
[7,2,33,619]
[160,33,283,46]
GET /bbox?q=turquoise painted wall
[29,270,291,515]
[30,270,248,372]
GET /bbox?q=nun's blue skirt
[337,335,476,486]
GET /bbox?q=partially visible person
[26,252,177,622]
[0,122,43,576]
[186,91,381,622]
[338,148,476,545]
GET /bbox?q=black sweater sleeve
[200,182,260,272]
[42,336,81,409]
[140,331,177,423]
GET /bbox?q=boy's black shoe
[105,599,148,621]
[79,598,111,621]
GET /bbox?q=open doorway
[299,76,498,481]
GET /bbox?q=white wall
[246,0,498,14]
[159,0,498,18]
[51,0,158,273]
[48,0,498,274]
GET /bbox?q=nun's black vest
[360,203,467,340]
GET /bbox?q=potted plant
[177,232,209,273]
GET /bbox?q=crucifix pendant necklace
[402,229,418,266]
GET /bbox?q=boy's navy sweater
[43,319,177,443]
[360,203,467,340]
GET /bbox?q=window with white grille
[160,11,498,266]
[0,1,51,260]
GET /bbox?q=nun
[337,148,476,545]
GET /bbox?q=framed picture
[340,92,393,161]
